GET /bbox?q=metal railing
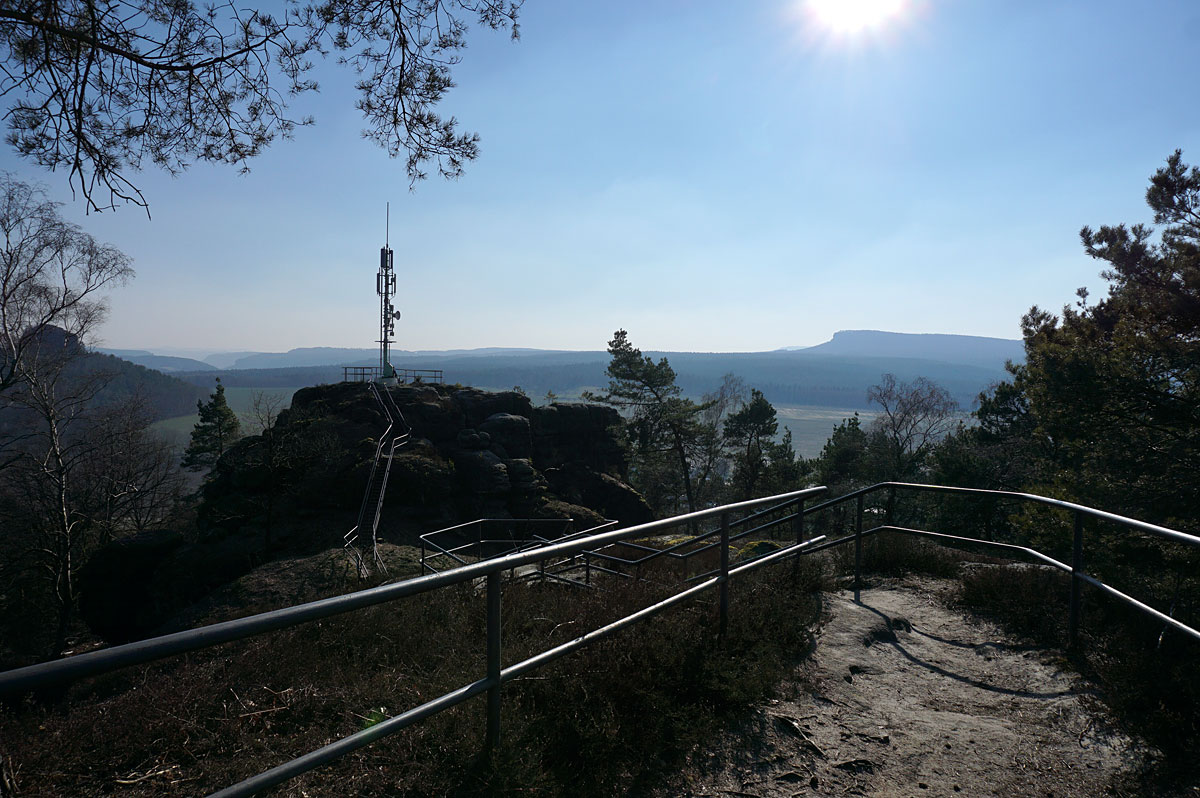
[342,366,445,384]
[3,481,1196,796]
[798,482,1200,646]
[0,486,829,797]
[343,381,410,575]
[419,517,623,586]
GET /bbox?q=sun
[807,0,906,34]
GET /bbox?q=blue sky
[2,0,1198,354]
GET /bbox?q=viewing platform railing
[2,482,1197,797]
[342,366,444,384]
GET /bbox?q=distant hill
[99,348,154,359]
[229,348,376,369]
[784,330,1024,368]
[203,351,264,369]
[161,330,1024,411]
[87,353,210,419]
[226,346,579,370]
[110,353,215,373]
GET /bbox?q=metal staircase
[344,381,411,578]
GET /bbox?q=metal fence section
[0,486,829,797]
[799,482,1200,646]
[3,481,1197,796]
[342,366,445,384]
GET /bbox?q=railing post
[719,512,730,637]
[486,571,502,750]
[854,494,864,603]
[886,486,896,526]
[1068,511,1084,649]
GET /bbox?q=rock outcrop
[81,383,654,644]
[197,382,652,538]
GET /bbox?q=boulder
[480,413,533,459]
[78,529,264,644]
[452,388,534,428]
[542,462,653,526]
[451,449,510,495]
[532,403,627,477]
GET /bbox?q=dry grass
[0,548,828,797]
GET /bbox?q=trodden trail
[659,577,1146,798]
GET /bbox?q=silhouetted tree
[692,373,747,506]
[866,373,958,482]
[586,329,708,519]
[182,378,242,471]
[0,175,132,413]
[0,0,522,210]
[724,388,779,500]
[1019,149,1200,527]
[0,336,181,656]
[814,413,869,493]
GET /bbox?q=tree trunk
[672,429,698,532]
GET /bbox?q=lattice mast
[377,204,400,381]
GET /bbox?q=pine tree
[182,378,242,471]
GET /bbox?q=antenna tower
[377,203,398,381]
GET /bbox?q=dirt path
[662,579,1144,797]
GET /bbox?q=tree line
[585,330,961,521]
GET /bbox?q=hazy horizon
[101,327,1025,361]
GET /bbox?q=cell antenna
[385,202,390,249]
[377,204,397,382]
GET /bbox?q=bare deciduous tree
[867,373,958,481]
[0,0,522,211]
[0,175,132,394]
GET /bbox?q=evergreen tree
[1019,149,1200,527]
[585,329,708,518]
[182,378,242,471]
[724,388,779,499]
[814,414,869,493]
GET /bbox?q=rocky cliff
[79,383,653,643]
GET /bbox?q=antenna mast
[377,204,398,382]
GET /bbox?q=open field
[775,405,877,459]
[151,386,301,448]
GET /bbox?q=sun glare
[807,0,906,34]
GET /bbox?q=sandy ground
[659,579,1146,798]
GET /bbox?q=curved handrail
[0,485,829,696]
[806,482,1200,547]
[5,481,1196,798]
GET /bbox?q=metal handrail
[419,518,579,575]
[0,486,828,696]
[0,485,828,797]
[806,481,1198,546]
[796,483,1200,647]
[6,481,1196,798]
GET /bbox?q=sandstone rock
[452,449,510,495]
[542,462,653,525]
[452,388,534,428]
[479,412,532,459]
[532,402,627,478]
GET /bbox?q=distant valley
[107,330,1024,457]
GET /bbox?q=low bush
[0,548,827,797]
